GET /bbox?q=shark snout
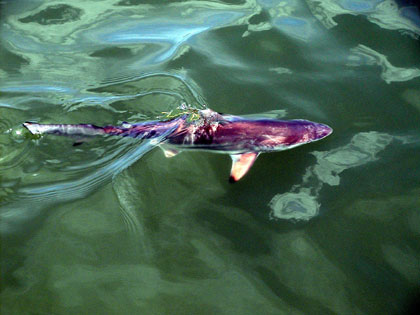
[314,123,333,140]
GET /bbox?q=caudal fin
[23,122,46,135]
[23,122,105,137]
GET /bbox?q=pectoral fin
[160,146,180,158]
[229,152,259,182]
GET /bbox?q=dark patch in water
[0,45,29,73]
[116,0,244,5]
[255,266,334,315]
[116,0,185,5]
[195,209,271,256]
[249,9,270,25]
[90,47,134,59]
[19,4,83,25]
[401,287,420,315]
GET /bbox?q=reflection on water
[348,44,420,83]
[269,131,395,220]
[1,0,420,314]
[306,0,420,36]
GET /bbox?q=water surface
[1,0,420,314]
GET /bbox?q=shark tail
[23,122,107,137]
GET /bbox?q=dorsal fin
[229,152,259,182]
[121,122,132,128]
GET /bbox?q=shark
[23,107,332,182]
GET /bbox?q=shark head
[248,119,332,151]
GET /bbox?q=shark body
[23,108,332,181]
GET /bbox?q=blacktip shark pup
[23,106,332,182]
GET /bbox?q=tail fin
[23,122,106,137]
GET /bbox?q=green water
[1,0,420,314]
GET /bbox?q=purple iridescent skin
[23,108,332,181]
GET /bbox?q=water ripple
[0,127,175,234]
[348,44,420,83]
[306,0,420,36]
[0,72,202,235]
[269,131,399,221]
